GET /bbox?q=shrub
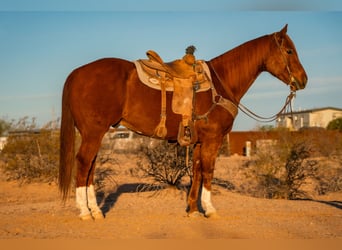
[1,129,59,183]
[283,142,318,199]
[0,118,11,137]
[314,157,342,195]
[327,117,342,131]
[251,131,318,199]
[134,141,192,188]
[0,116,65,183]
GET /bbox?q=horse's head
[265,24,308,91]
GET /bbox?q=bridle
[273,33,300,91]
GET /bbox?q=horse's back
[69,57,134,80]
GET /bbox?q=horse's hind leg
[187,143,202,216]
[75,132,106,220]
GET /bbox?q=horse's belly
[121,87,181,139]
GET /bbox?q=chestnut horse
[59,25,307,220]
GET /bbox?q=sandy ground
[0,155,342,239]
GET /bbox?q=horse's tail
[59,75,75,201]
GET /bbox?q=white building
[276,107,342,131]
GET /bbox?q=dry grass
[1,125,341,200]
[1,130,59,183]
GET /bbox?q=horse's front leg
[199,140,222,217]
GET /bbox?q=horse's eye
[286,49,293,55]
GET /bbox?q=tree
[327,118,342,131]
[254,124,275,131]
[0,119,11,137]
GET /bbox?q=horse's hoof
[92,211,105,220]
[187,211,203,218]
[205,211,220,219]
[79,213,93,221]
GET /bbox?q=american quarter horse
[59,24,307,220]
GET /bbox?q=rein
[206,57,296,123]
[238,91,296,123]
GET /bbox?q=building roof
[278,107,342,116]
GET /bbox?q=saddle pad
[133,60,212,93]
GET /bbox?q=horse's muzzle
[290,75,307,91]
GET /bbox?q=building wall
[228,131,278,156]
[0,137,7,151]
[276,108,342,130]
[227,130,342,156]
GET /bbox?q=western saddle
[134,46,211,146]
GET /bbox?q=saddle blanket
[133,60,212,93]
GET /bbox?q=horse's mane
[209,34,272,102]
[211,34,270,68]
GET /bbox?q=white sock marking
[201,186,216,215]
[76,186,90,217]
[76,185,102,218]
[87,185,102,214]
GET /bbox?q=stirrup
[177,121,197,146]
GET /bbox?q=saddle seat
[144,49,199,79]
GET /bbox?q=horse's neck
[210,35,271,103]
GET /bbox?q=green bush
[327,117,342,131]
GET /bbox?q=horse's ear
[279,24,288,37]
[275,24,288,43]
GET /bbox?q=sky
[0,1,342,131]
